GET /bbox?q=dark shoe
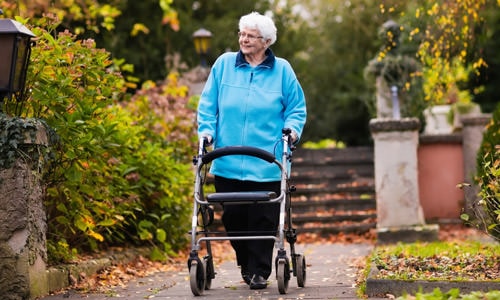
[249,274,267,290]
[241,272,251,285]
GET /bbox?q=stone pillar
[461,114,492,215]
[0,121,49,299]
[369,118,439,244]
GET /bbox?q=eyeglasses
[238,32,263,41]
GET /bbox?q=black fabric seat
[206,191,277,203]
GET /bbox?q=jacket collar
[236,48,275,68]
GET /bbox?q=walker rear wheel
[189,260,206,296]
[276,259,289,294]
[203,257,212,290]
[295,254,306,287]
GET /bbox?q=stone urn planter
[423,104,453,134]
[423,102,482,134]
[450,102,481,131]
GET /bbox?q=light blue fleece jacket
[197,49,307,182]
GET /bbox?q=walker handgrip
[201,146,276,164]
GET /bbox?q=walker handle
[201,146,276,165]
[282,127,296,151]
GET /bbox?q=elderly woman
[197,11,307,290]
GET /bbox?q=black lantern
[0,17,35,112]
[192,28,212,67]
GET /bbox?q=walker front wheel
[276,259,289,294]
[189,260,206,296]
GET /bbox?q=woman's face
[238,28,268,56]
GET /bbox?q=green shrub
[475,102,500,241]
[15,15,195,263]
[110,75,197,260]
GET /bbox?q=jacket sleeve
[283,65,307,143]
[197,63,220,141]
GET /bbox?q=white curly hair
[239,12,277,45]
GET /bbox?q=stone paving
[40,243,385,300]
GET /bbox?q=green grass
[356,255,372,298]
[369,240,500,282]
[374,240,497,258]
[396,288,500,300]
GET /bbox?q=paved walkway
[40,243,384,300]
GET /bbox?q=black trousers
[214,176,280,279]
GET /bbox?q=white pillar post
[370,118,439,244]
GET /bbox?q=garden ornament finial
[379,19,401,55]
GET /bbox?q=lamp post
[0,14,35,113]
[192,28,212,67]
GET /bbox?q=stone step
[291,165,374,179]
[292,185,375,197]
[292,147,374,165]
[297,222,376,234]
[291,198,376,212]
[292,212,377,223]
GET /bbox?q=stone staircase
[288,147,376,235]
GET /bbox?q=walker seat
[206,191,277,203]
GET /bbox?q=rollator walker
[187,128,306,295]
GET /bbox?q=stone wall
[0,123,48,300]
